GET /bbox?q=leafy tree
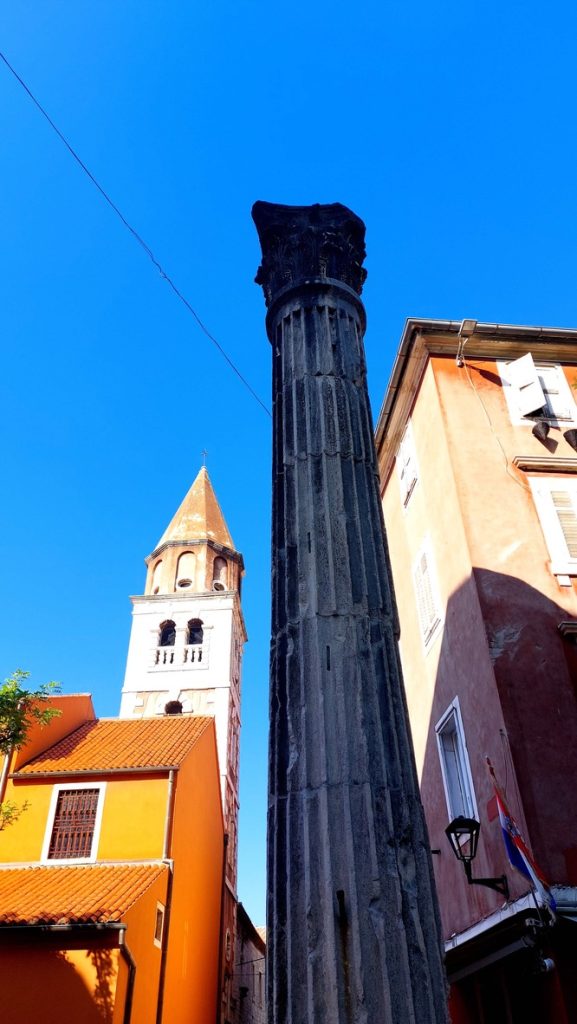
[0,669,60,830]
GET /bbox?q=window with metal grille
[48,788,99,860]
[529,477,577,579]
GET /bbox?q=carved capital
[252,201,367,307]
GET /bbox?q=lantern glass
[445,816,480,864]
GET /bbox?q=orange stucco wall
[0,774,167,863]
[11,694,95,771]
[162,723,224,1024]
[0,942,121,1024]
[121,869,169,1024]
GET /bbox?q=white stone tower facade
[119,466,246,892]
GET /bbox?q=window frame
[435,697,478,823]
[41,781,106,864]
[154,902,165,949]
[529,475,577,578]
[498,357,577,427]
[412,538,443,651]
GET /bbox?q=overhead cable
[0,49,271,419]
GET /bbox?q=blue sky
[2,1,577,925]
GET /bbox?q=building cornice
[375,318,577,490]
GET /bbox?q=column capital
[252,201,367,308]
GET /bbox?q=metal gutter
[0,749,13,804]
[119,931,136,1024]
[10,766,181,780]
[374,317,577,447]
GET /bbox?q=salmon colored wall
[11,694,95,771]
[162,722,224,1024]
[432,354,577,882]
[0,774,167,863]
[0,943,120,1024]
[381,360,523,937]
[381,348,577,938]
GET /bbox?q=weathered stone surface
[253,201,449,1024]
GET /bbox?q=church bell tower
[119,466,246,898]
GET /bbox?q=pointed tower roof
[154,467,235,551]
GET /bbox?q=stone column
[253,201,449,1024]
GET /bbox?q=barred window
[48,788,100,860]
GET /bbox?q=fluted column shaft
[253,202,448,1024]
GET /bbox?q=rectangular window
[435,698,477,822]
[413,541,443,648]
[48,788,99,859]
[42,782,105,863]
[154,903,165,948]
[529,476,577,577]
[498,355,577,425]
[397,421,418,507]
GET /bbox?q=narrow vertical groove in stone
[253,201,449,1024]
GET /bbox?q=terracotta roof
[154,466,235,550]
[0,863,167,925]
[16,715,213,775]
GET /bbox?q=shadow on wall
[0,945,117,1024]
[414,567,577,938]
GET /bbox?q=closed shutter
[529,478,577,576]
[48,788,99,859]
[537,366,574,421]
[414,547,441,643]
[551,490,577,557]
[397,424,418,506]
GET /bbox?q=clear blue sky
[2,1,577,925]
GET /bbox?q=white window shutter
[397,423,418,506]
[551,490,577,558]
[414,546,441,643]
[536,366,574,421]
[506,353,547,417]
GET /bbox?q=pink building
[377,319,577,1022]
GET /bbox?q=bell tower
[119,466,246,897]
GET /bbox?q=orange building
[0,693,224,1024]
[376,319,577,1022]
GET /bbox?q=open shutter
[536,366,574,421]
[506,353,546,417]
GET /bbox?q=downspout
[155,769,176,1024]
[215,833,229,1024]
[119,930,136,1024]
[0,748,14,805]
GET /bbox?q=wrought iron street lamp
[445,816,509,899]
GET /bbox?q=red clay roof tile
[0,862,167,925]
[16,715,212,774]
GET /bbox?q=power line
[0,49,271,419]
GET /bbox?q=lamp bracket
[464,861,509,899]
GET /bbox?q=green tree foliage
[0,669,61,830]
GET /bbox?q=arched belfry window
[212,556,227,591]
[152,559,163,595]
[159,620,176,647]
[187,619,203,645]
[176,551,196,590]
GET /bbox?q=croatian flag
[494,788,556,912]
